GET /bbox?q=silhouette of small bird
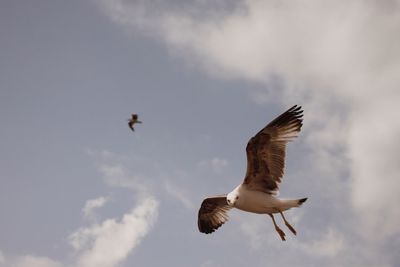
[128,114,142,131]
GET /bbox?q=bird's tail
[296,197,308,207]
[279,198,308,210]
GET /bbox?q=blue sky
[1,1,400,267]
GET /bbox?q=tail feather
[297,198,308,206]
[280,198,308,210]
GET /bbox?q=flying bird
[198,105,307,241]
[128,114,142,131]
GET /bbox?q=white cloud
[86,148,157,196]
[85,149,119,160]
[9,255,62,267]
[349,101,400,238]
[97,0,400,242]
[239,216,272,249]
[98,164,135,188]
[70,197,159,267]
[76,149,160,266]
[96,160,151,194]
[300,228,344,257]
[164,179,194,209]
[198,157,229,173]
[1,148,159,267]
[88,148,196,210]
[0,250,5,265]
[200,260,222,267]
[82,196,110,220]
[237,211,304,249]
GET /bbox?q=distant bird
[198,105,307,241]
[128,114,142,131]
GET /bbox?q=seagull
[197,105,307,241]
[128,114,142,131]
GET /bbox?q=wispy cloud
[88,149,152,194]
[0,148,160,267]
[82,196,110,221]
[70,149,160,266]
[164,179,194,209]
[200,260,223,267]
[0,198,159,267]
[0,250,5,265]
[300,228,344,257]
[97,163,146,190]
[198,157,229,173]
[87,148,200,210]
[3,255,62,267]
[70,197,159,267]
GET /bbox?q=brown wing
[198,196,232,234]
[243,105,303,194]
[128,121,134,131]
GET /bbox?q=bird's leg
[278,210,297,235]
[269,214,286,241]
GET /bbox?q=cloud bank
[97,0,400,264]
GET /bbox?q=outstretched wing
[243,105,303,194]
[198,196,232,234]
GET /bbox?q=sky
[1,0,400,266]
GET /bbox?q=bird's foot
[285,222,297,235]
[275,227,286,241]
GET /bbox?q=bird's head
[226,190,239,207]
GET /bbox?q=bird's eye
[236,196,239,200]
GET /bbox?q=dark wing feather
[243,105,303,194]
[128,121,134,131]
[198,196,231,234]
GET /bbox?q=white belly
[234,187,292,214]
